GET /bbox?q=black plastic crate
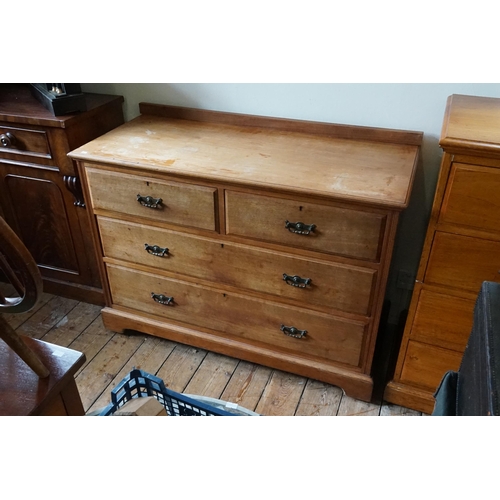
[98,369,238,416]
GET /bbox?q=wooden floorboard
[1,287,425,416]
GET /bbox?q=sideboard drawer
[86,167,217,231]
[98,216,377,316]
[107,264,366,367]
[0,124,51,159]
[225,190,386,261]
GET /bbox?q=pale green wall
[81,83,500,325]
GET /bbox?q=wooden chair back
[0,217,49,377]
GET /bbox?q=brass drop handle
[281,324,307,339]
[151,293,174,305]
[0,132,15,148]
[137,194,162,209]
[145,243,169,257]
[285,220,316,235]
[283,273,311,288]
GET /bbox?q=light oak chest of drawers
[69,103,421,401]
[385,94,500,413]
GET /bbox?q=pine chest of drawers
[69,103,421,401]
[385,94,500,412]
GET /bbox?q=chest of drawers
[385,94,500,413]
[69,103,421,401]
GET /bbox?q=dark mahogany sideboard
[0,84,124,305]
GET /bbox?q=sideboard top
[69,104,422,209]
[440,94,500,156]
[0,84,124,128]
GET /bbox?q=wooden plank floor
[3,289,424,416]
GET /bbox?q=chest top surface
[440,94,500,155]
[69,105,421,209]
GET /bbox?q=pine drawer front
[98,217,377,316]
[439,163,500,233]
[225,190,386,261]
[425,232,500,292]
[0,124,51,159]
[106,264,366,367]
[400,340,463,391]
[408,288,475,351]
[86,167,217,231]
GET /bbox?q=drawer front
[425,232,500,293]
[225,190,386,261]
[98,217,377,316]
[0,124,51,159]
[440,163,500,233]
[409,288,474,351]
[400,340,462,391]
[107,264,366,367]
[86,167,217,231]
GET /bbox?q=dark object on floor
[432,281,500,416]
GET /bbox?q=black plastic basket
[98,369,238,416]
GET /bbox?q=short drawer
[409,287,474,351]
[107,264,366,367]
[0,124,51,159]
[440,163,500,233]
[86,167,217,231]
[425,232,500,293]
[98,217,377,316]
[400,340,463,391]
[225,190,386,261]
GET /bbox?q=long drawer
[225,190,386,261]
[98,217,377,316]
[106,264,366,367]
[86,166,217,231]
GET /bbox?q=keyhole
[299,206,303,211]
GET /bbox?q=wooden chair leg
[0,316,50,378]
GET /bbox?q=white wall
[81,83,500,324]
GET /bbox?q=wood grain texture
[70,112,420,209]
[106,264,366,367]
[72,104,420,403]
[98,216,377,316]
[89,335,177,412]
[183,351,239,398]
[219,361,273,412]
[254,370,306,416]
[87,167,217,231]
[439,162,500,232]
[295,379,343,416]
[225,189,386,261]
[386,95,500,412]
[0,334,85,416]
[440,94,500,156]
[138,103,423,146]
[337,395,380,416]
[0,84,124,305]
[1,292,422,416]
